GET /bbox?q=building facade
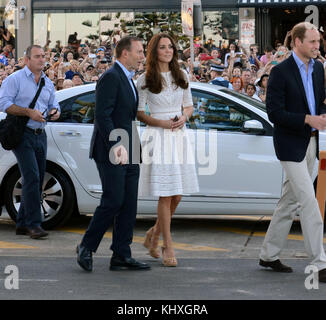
[238,0,326,52]
[11,0,240,57]
[6,0,326,58]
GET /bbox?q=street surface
[0,212,326,300]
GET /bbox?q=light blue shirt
[0,66,60,129]
[292,51,316,116]
[116,60,137,101]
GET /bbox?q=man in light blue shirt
[292,50,316,118]
[0,57,60,129]
[0,45,60,239]
[259,22,326,282]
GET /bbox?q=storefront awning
[237,0,326,7]
[32,0,238,13]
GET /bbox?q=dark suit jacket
[89,62,141,164]
[266,54,326,162]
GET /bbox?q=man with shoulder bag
[0,45,61,239]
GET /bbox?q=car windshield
[219,88,266,112]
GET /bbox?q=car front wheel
[3,165,76,229]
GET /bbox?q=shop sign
[181,0,194,37]
[240,19,255,51]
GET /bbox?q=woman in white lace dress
[137,33,199,267]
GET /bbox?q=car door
[189,89,283,199]
[49,90,102,198]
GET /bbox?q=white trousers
[260,136,326,270]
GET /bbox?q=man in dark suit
[76,36,150,272]
[259,22,326,283]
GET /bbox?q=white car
[0,82,323,228]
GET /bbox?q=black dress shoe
[110,256,151,271]
[76,244,93,272]
[26,226,48,239]
[16,226,29,235]
[259,259,293,273]
[319,268,326,282]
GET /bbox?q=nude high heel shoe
[143,227,160,259]
[143,227,154,249]
[161,246,177,267]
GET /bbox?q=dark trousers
[81,162,140,258]
[12,130,47,228]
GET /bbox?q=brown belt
[311,130,318,137]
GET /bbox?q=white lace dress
[137,71,199,197]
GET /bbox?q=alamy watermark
[304,265,319,290]
[108,124,218,176]
[305,5,319,28]
[2,265,19,290]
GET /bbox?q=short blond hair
[62,79,73,89]
[291,22,318,46]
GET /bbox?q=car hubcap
[12,172,64,222]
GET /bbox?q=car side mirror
[242,120,265,135]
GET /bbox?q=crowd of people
[1,28,326,103]
[180,36,326,103]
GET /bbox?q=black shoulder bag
[0,77,45,150]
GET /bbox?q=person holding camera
[223,42,242,67]
[248,44,262,69]
[96,58,110,77]
[137,33,199,267]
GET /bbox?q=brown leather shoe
[319,268,326,282]
[26,226,48,239]
[259,259,293,273]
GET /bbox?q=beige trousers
[260,136,326,270]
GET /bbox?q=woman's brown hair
[143,33,188,94]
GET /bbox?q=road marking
[59,227,230,252]
[216,227,326,243]
[133,236,229,252]
[0,241,37,249]
[0,279,58,282]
